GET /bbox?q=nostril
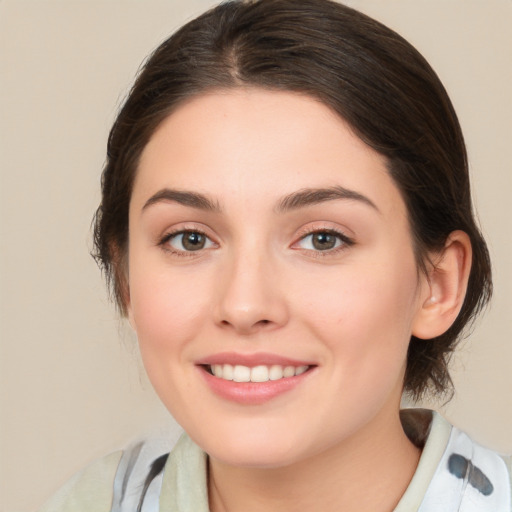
[219,318,272,331]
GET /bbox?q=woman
[40,0,511,511]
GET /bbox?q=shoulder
[37,437,176,512]
[434,420,511,511]
[400,409,512,512]
[38,450,123,512]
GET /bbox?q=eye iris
[182,232,205,251]
[312,232,337,250]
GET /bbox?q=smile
[208,364,310,382]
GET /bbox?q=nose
[213,249,289,335]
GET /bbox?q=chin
[209,445,301,469]
[192,427,307,469]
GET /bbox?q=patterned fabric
[110,410,511,512]
[111,439,172,512]
[418,425,511,511]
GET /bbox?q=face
[127,89,429,468]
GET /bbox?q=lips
[196,352,315,405]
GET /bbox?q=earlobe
[412,231,472,340]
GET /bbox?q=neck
[208,408,420,512]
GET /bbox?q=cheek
[297,254,420,363]
[128,257,209,357]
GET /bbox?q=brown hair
[93,0,492,399]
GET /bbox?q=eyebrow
[276,186,380,213]
[142,188,221,212]
[141,185,379,215]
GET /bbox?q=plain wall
[1,1,510,510]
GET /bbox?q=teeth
[269,365,283,380]
[210,364,309,382]
[233,365,251,382]
[222,364,234,380]
[251,365,269,382]
[295,365,308,376]
[283,366,295,378]
[213,364,223,378]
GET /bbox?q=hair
[92,0,492,399]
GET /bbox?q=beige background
[0,1,510,510]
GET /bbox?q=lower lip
[199,366,313,405]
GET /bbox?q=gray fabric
[111,439,173,512]
[111,442,143,512]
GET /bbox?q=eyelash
[294,228,355,257]
[158,227,354,257]
[159,228,215,257]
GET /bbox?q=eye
[296,230,351,252]
[165,230,214,252]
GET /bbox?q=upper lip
[196,352,315,367]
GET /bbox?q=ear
[412,230,472,340]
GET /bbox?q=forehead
[133,88,405,220]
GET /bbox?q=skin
[126,89,470,512]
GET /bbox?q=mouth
[205,363,311,382]
[197,354,316,404]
